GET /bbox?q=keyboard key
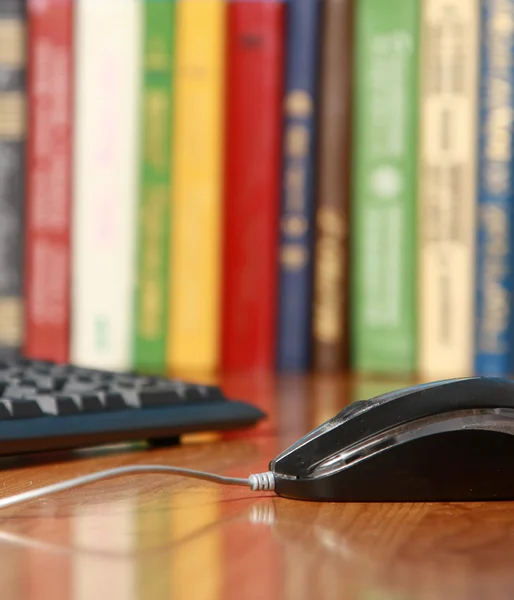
[4,385,39,400]
[104,392,130,411]
[76,374,93,383]
[79,394,104,413]
[115,379,136,389]
[11,357,34,367]
[3,399,45,419]
[116,389,141,408]
[0,402,12,419]
[139,390,179,408]
[135,376,160,388]
[36,396,58,415]
[56,396,81,416]
[166,382,189,400]
[0,379,8,396]
[51,376,68,391]
[19,377,39,387]
[62,380,98,394]
[26,375,55,393]
[187,385,225,403]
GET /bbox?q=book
[24,0,73,363]
[221,0,286,373]
[133,0,176,374]
[168,0,226,375]
[475,0,514,376]
[351,0,420,374]
[71,0,142,370]
[311,0,354,372]
[0,0,26,358]
[276,0,322,372]
[418,0,479,378]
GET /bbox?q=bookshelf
[0,0,511,381]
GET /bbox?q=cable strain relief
[249,471,275,492]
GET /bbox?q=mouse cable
[0,465,276,510]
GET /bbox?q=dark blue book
[276,0,321,371]
[475,0,514,376]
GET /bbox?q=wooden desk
[0,373,513,599]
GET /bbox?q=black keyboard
[0,357,266,456]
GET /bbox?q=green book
[351,0,420,374]
[133,0,176,373]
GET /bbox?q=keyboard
[0,357,266,456]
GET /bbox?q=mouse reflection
[253,498,514,600]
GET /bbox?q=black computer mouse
[269,377,514,502]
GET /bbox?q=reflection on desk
[0,373,511,600]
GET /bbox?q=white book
[71,0,142,370]
[418,0,479,377]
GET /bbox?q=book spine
[475,0,514,376]
[311,0,354,372]
[168,0,226,375]
[133,0,175,374]
[351,0,420,374]
[24,0,73,363]
[276,0,322,372]
[418,0,479,378]
[71,0,142,370]
[221,0,286,373]
[0,0,26,357]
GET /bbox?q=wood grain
[0,373,512,599]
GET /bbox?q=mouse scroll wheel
[336,399,375,421]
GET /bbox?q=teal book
[351,0,420,374]
[133,0,176,373]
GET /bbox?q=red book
[221,0,285,372]
[24,0,73,362]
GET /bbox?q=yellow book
[168,0,226,374]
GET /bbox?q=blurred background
[0,0,507,383]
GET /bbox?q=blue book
[475,0,514,376]
[276,0,322,371]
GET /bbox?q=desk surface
[0,372,513,600]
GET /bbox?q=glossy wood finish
[0,373,514,599]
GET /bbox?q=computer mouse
[269,376,514,502]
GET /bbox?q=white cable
[0,465,276,510]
